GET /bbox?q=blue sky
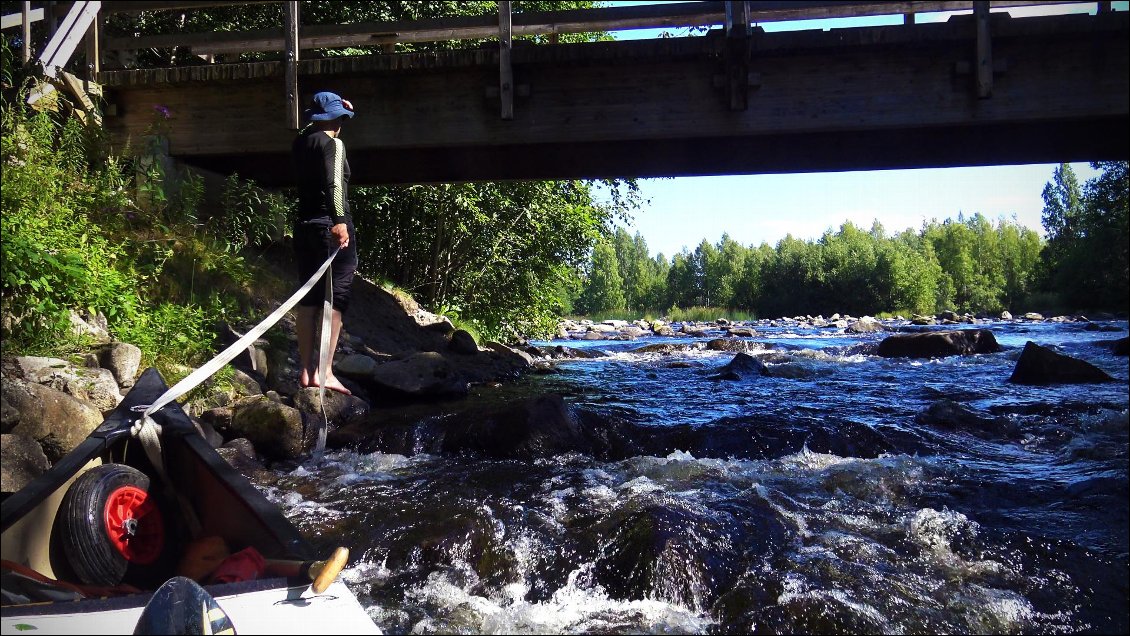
[596,1,1122,258]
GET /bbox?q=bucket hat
[304,91,355,122]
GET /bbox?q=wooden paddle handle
[309,547,349,594]
[263,546,349,594]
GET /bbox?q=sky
[595,1,1123,258]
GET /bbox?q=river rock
[370,351,469,397]
[846,317,887,333]
[32,364,122,413]
[1100,337,1129,356]
[484,341,535,366]
[1,378,103,462]
[293,387,370,428]
[0,433,51,494]
[653,324,675,336]
[1008,341,1114,385]
[632,343,699,355]
[877,329,1000,358]
[712,352,770,380]
[448,329,479,355]
[726,327,756,337]
[229,396,306,461]
[96,342,142,388]
[1000,310,1013,320]
[706,338,760,353]
[915,399,1018,438]
[1022,312,1045,321]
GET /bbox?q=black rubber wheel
[56,463,170,587]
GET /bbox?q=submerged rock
[877,329,1000,358]
[1008,341,1114,385]
[915,399,1018,438]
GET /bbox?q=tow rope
[131,247,341,478]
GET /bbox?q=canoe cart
[1,368,380,634]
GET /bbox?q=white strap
[313,265,333,460]
[141,247,340,421]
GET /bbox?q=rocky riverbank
[3,295,1126,496]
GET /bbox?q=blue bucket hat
[304,91,355,122]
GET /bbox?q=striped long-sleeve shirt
[292,127,351,225]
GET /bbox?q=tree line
[572,162,1129,319]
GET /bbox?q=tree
[576,239,625,315]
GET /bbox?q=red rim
[103,485,164,565]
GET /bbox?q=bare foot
[322,376,352,396]
[299,369,352,395]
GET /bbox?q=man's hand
[331,223,350,248]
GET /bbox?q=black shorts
[294,220,358,313]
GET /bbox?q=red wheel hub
[103,485,164,564]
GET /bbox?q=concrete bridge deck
[96,8,1129,185]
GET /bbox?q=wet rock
[336,353,378,377]
[915,399,1018,438]
[726,327,756,337]
[96,342,143,388]
[448,329,479,355]
[1022,312,1045,321]
[712,352,770,380]
[0,378,103,463]
[229,396,306,461]
[192,418,225,448]
[198,407,233,439]
[653,324,675,336]
[370,352,469,398]
[1000,310,1013,320]
[293,387,370,428]
[877,329,1000,358]
[1008,341,1114,385]
[846,317,887,333]
[632,343,698,355]
[706,338,763,353]
[1098,336,1128,356]
[1,433,51,493]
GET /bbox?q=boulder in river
[915,399,1018,438]
[877,329,1000,358]
[711,352,770,380]
[1008,341,1114,385]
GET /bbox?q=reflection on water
[264,319,1128,634]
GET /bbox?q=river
[262,318,1128,634]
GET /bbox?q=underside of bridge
[99,10,1129,186]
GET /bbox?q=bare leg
[296,306,351,395]
[320,309,351,395]
[296,305,318,388]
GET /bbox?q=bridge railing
[2,0,1107,123]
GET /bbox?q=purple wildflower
[153,104,171,119]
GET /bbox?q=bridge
[8,1,1129,185]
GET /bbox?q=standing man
[291,91,357,395]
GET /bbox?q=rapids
[263,318,1128,634]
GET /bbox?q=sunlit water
[262,319,1128,634]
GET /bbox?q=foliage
[570,204,1071,320]
[101,1,609,67]
[0,73,265,378]
[352,179,635,341]
[1039,161,1129,311]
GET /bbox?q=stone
[1,379,103,463]
[96,342,143,388]
[336,353,378,377]
[1022,312,1045,321]
[67,310,111,344]
[448,329,479,355]
[33,365,122,413]
[229,396,306,461]
[877,329,1000,358]
[369,351,469,397]
[1000,310,1013,320]
[846,317,886,333]
[292,387,370,428]
[915,399,1018,438]
[1,433,51,494]
[1008,341,1114,385]
[712,352,770,380]
[484,342,535,366]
